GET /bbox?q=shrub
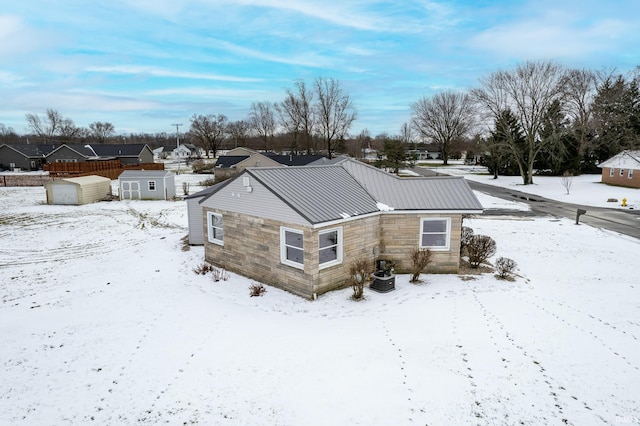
[460,226,474,256]
[192,160,215,174]
[193,263,214,275]
[466,235,497,268]
[249,282,266,297]
[200,177,216,187]
[212,267,230,282]
[495,257,517,279]
[182,181,190,196]
[349,258,374,300]
[410,248,432,283]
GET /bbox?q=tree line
[2,62,640,184]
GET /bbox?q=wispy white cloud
[85,65,262,83]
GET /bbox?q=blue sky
[1,0,639,137]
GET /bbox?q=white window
[620,169,625,177]
[207,212,224,245]
[420,218,451,251]
[281,227,304,269]
[629,169,634,179]
[319,227,343,269]
[148,181,156,191]
[609,168,615,177]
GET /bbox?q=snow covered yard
[1,181,639,425]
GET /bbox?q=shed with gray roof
[118,170,176,200]
[193,158,483,299]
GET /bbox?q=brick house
[598,150,640,189]
[193,159,483,299]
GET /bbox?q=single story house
[118,170,176,200]
[192,158,483,299]
[214,147,327,181]
[598,150,640,188]
[0,144,56,171]
[44,143,154,165]
[45,175,112,205]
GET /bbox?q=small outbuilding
[118,170,176,200]
[45,175,112,205]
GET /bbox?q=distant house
[44,143,153,165]
[0,144,56,171]
[598,150,640,189]
[118,170,176,200]
[214,147,327,181]
[91,144,154,165]
[45,175,112,205]
[172,143,203,160]
[189,158,483,299]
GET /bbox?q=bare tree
[400,122,413,144]
[560,68,596,156]
[25,109,74,140]
[88,122,115,143]
[472,60,566,184]
[227,120,250,149]
[411,90,476,165]
[189,113,228,158]
[249,101,276,151]
[276,80,315,154]
[313,77,357,158]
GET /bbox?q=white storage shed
[45,175,112,205]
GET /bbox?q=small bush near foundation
[410,248,432,283]
[350,258,374,300]
[495,257,517,279]
[460,226,474,256]
[249,282,266,297]
[212,267,230,282]
[466,235,497,268]
[193,263,214,275]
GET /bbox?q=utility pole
[171,123,183,173]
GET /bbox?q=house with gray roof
[0,144,56,171]
[192,158,483,299]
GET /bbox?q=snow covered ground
[1,173,639,425]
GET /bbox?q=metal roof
[202,158,482,225]
[341,160,483,211]
[247,166,380,224]
[598,150,640,169]
[119,170,174,178]
[186,179,232,200]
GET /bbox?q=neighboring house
[214,147,328,181]
[91,144,154,165]
[172,143,202,159]
[44,143,154,165]
[45,175,111,205]
[45,144,97,163]
[598,150,640,189]
[192,158,482,299]
[118,170,176,200]
[0,144,56,171]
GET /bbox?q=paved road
[413,167,640,240]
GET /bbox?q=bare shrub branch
[410,248,432,283]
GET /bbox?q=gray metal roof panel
[340,159,483,211]
[247,166,379,224]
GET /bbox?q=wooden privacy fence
[44,161,164,179]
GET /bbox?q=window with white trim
[629,169,634,179]
[319,227,343,269]
[206,212,224,245]
[148,181,156,191]
[609,168,615,177]
[420,218,451,250]
[281,227,304,269]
